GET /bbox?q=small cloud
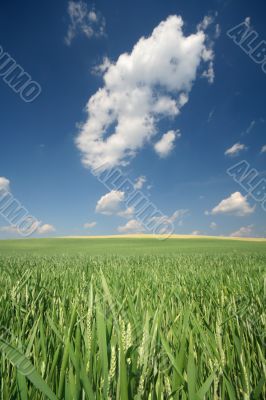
[178,92,189,107]
[202,61,215,83]
[37,224,56,234]
[0,225,19,234]
[133,176,146,190]
[197,14,217,84]
[169,209,189,225]
[197,14,215,31]
[84,221,97,229]
[96,190,124,215]
[117,207,135,219]
[65,1,106,45]
[0,177,10,192]
[230,225,253,238]
[150,209,189,230]
[225,142,247,156]
[117,219,145,233]
[191,230,201,235]
[208,192,255,216]
[95,191,135,219]
[261,145,266,153]
[207,108,215,123]
[154,130,181,158]
[92,57,111,75]
[244,17,251,28]
[210,222,217,230]
[245,120,256,135]
[215,24,221,38]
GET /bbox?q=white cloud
[191,230,201,235]
[196,14,217,84]
[209,192,255,216]
[95,191,135,219]
[150,209,189,229]
[0,223,55,235]
[117,219,145,233]
[244,17,251,28]
[84,221,97,229]
[92,57,111,75]
[207,108,215,122]
[96,190,124,215]
[230,225,253,238]
[197,15,215,31]
[0,225,19,234]
[225,143,247,156]
[261,145,266,153]
[76,15,215,171]
[117,207,188,234]
[154,130,181,158]
[133,176,146,190]
[168,209,189,225]
[202,61,214,83]
[37,224,56,234]
[178,92,189,107]
[245,120,255,135]
[0,177,10,192]
[215,24,221,38]
[117,207,135,218]
[0,177,54,236]
[210,222,217,229]
[65,1,105,45]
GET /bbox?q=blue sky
[0,0,266,238]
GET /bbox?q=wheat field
[0,239,265,399]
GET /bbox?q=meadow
[0,238,265,399]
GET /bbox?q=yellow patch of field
[58,234,266,242]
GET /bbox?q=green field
[0,238,265,399]
[0,237,266,256]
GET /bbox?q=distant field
[0,236,266,256]
[0,238,265,399]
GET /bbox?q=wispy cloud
[65,1,106,45]
[230,225,253,237]
[215,24,221,39]
[37,224,56,234]
[210,221,217,229]
[0,177,55,236]
[197,14,216,31]
[0,226,19,234]
[149,209,189,230]
[0,223,56,235]
[191,230,201,235]
[225,142,247,156]
[117,207,135,219]
[202,61,215,84]
[84,221,97,229]
[245,120,256,135]
[207,108,215,122]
